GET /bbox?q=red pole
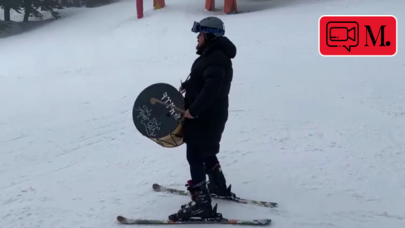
[136,0,144,18]
[159,0,165,8]
[224,0,237,14]
[205,0,215,11]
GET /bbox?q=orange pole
[159,0,165,8]
[136,0,143,18]
[224,0,237,14]
[154,0,165,9]
[205,0,215,11]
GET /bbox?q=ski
[152,183,278,208]
[117,215,271,226]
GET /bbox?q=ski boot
[206,163,236,200]
[168,180,222,222]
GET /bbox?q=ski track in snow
[1,0,405,227]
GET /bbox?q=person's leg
[203,154,219,170]
[203,144,234,198]
[186,143,206,185]
[172,143,212,220]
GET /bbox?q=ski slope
[0,0,404,227]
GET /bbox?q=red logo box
[319,15,397,57]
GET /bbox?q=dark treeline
[0,0,115,22]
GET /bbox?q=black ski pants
[186,143,220,185]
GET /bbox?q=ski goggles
[191,21,225,36]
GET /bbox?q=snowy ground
[1,0,404,227]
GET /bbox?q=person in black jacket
[168,16,237,222]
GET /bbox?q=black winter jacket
[181,36,237,147]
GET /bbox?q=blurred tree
[22,0,62,21]
[86,0,112,8]
[0,0,23,21]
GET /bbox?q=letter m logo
[364,25,387,46]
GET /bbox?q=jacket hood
[199,36,237,59]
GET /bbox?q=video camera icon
[326,21,359,52]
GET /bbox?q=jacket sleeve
[188,65,225,117]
